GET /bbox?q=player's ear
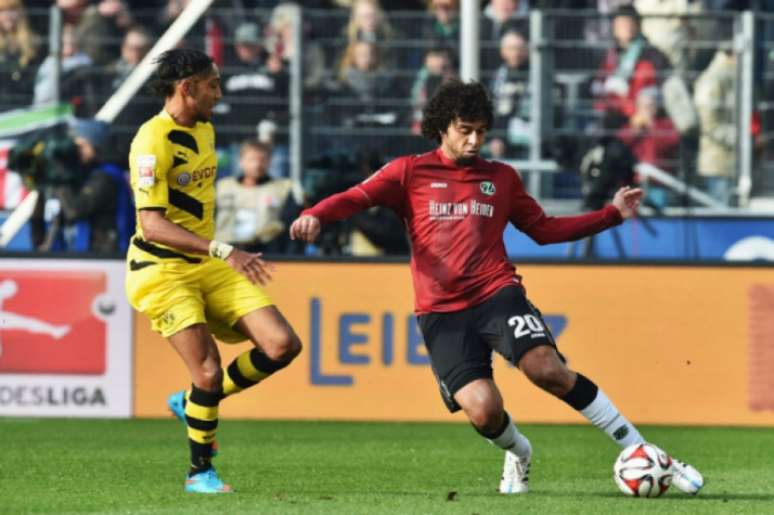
[180,78,192,97]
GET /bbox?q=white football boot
[670,458,704,495]
[499,450,531,494]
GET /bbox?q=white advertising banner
[0,259,132,417]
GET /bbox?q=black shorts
[417,286,559,412]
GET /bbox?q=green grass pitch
[4,418,774,514]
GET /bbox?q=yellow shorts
[125,254,273,342]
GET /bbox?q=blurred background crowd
[1,0,773,257]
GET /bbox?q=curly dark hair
[148,48,214,98]
[420,80,494,142]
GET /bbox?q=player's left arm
[511,169,642,244]
[610,186,643,219]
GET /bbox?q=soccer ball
[613,443,673,497]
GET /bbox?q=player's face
[440,118,488,164]
[188,64,222,122]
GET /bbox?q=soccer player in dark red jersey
[290,80,703,495]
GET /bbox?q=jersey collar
[435,147,481,169]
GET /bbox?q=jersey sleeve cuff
[604,204,623,225]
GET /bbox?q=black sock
[560,373,598,411]
[186,385,221,475]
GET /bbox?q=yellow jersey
[128,110,218,249]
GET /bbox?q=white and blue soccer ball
[613,443,673,497]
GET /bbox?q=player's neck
[438,145,459,164]
[438,146,474,167]
[164,98,197,128]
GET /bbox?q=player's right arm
[290,157,408,243]
[130,126,272,284]
[138,209,273,284]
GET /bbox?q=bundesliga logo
[0,272,109,375]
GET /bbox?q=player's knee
[524,363,574,397]
[520,345,574,394]
[463,398,503,434]
[194,365,223,391]
[264,331,302,364]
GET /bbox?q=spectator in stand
[215,20,288,149]
[346,0,393,43]
[266,2,326,90]
[482,0,528,40]
[421,0,459,54]
[591,5,670,133]
[694,47,737,206]
[332,0,425,6]
[215,139,299,253]
[75,0,133,67]
[481,0,529,71]
[487,29,565,159]
[149,0,207,49]
[410,46,456,133]
[105,26,157,161]
[333,40,399,129]
[616,86,680,208]
[33,24,97,114]
[224,19,265,69]
[56,0,89,31]
[154,0,188,36]
[634,0,711,78]
[582,0,633,47]
[488,29,530,159]
[0,0,41,112]
[338,40,394,102]
[107,25,152,91]
[345,0,397,65]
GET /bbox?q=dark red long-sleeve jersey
[303,149,622,314]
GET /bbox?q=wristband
[208,240,234,260]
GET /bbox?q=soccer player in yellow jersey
[125,48,302,494]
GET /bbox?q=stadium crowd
[0,0,770,254]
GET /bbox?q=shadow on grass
[682,493,774,502]
[525,490,774,502]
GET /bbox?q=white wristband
[209,240,234,260]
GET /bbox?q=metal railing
[1,4,769,210]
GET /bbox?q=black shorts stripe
[185,416,219,431]
[168,187,203,219]
[132,238,201,263]
[129,259,156,271]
